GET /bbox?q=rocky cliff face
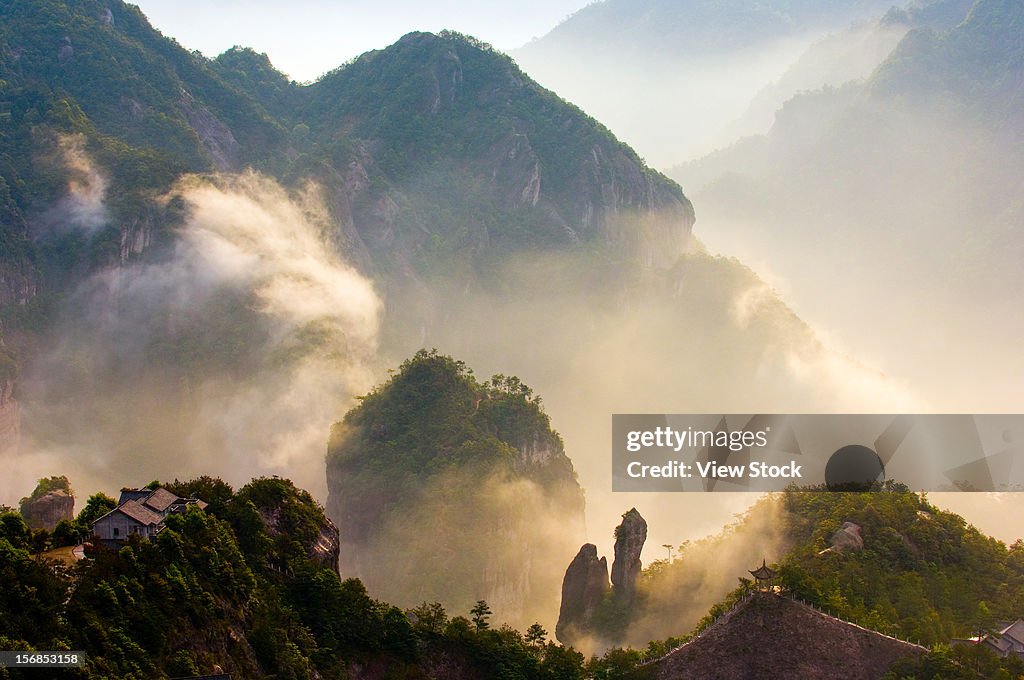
[257,505,341,573]
[0,372,20,455]
[611,507,647,605]
[20,489,74,530]
[310,517,342,573]
[555,543,610,643]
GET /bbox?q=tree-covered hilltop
[0,476,601,680]
[777,486,1024,644]
[327,350,586,629]
[300,30,689,257]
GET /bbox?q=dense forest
[4,480,1023,678]
[0,476,596,679]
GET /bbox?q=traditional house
[92,486,207,544]
[952,619,1024,660]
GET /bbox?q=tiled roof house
[952,619,1024,660]
[92,486,207,544]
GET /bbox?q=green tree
[470,600,492,631]
[0,512,29,550]
[526,622,547,646]
[410,602,448,634]
[75,492,117,526]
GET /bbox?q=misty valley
[1,0,1023,678]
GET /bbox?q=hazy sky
[131,0,592,82]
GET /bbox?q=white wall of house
[94,513,157,541]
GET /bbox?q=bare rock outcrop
[309,517,342,573]
[555,543,610,643]
[822,521,864,555]
[0,376,20,454]
[177,90,241,171]
[21,489,74,530]
[611,507,647,605]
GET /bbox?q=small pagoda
[749,558,777,591]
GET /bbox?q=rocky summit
[19,476,75,530]
[611,507,647,606]
[556,507,649,646]
[556,543,610,642]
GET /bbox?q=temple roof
[749,559,776,580]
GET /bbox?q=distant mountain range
[517,0,901,62]
[513,0,925,164]
[671,0,1024,407]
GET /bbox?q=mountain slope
[0,3,695,337]
[0,0,286,173]
[298,31,692,276]
[0,0,290,314]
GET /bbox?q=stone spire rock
[611,507,647,605]
[555,543,610,643]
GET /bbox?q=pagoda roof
[749,559,777,580]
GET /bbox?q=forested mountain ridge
[301,31,691,267]
[4,477,1022,678]
[0,476,599,679]
[0,0,693,317]
[0,0,289,312]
